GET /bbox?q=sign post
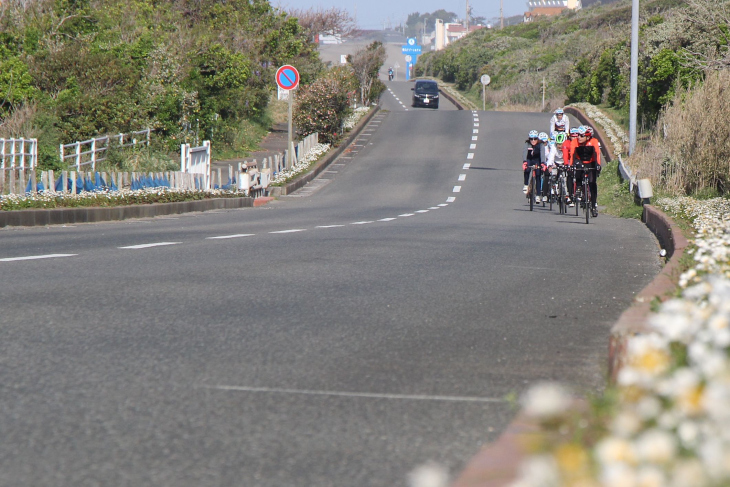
[480,74,491,112]
[401,38,422,81]
[276,65,300,166]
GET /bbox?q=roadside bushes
[293,66,356,144]
[632,70,730,196]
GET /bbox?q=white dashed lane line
[458,174,467,181]
[463,163,471,169]
[118,242,181,250]
[467,153,474,159]
[415,210,429,214]
[316,225,345,229]
[438,204,449,207]
[378,218,397,222]
[453,186,462,193]
[270,229,306,234]
[351,221,374,225]
[399,213,415,217]
[0,253,78,262]
[447,197,456,203]
[470,144,477,149]
[206,234,255,240]
[473,129,479,134]
[472,136,478,141]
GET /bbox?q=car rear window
[415,82,438,93]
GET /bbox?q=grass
[597,160,644,219]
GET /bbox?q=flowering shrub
[569,103,629,157]
[342,106,370,130]
[270,142,330,186]
[294,66,357,144]
[0,188,248,211]
[511,196,730,487]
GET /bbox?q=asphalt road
[0,81,661,486]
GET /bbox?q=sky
[274,0,527,31]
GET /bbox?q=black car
[411,80,440,108]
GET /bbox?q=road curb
[452,205,688,486]
[0,197,257,228]
[268,105,381,197]
[439,88,465,110]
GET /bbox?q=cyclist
[563,127,580,206]
[538,132,549,201]
[584,126,602,166]
[550,108,570,135]
[545,132,570,202]
[571,126,601,217]
[522,129,546,203]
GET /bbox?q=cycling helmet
[577,126,587,136]
[528,130,539,139]
[554,119,567,131]
[584,126,594,138]
[555,108,564,115]
[555,132,568,144]
[538,132,548,142]
[569,127,579,136]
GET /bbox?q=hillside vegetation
[417,0,730,196]
[0,0,323,169]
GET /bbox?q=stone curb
[0,197,258,228]
[563,106,614,163]
[608,205,689,381]
[268,105,381,197]
[452,205,689,486]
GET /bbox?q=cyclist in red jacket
[571,126,601,217]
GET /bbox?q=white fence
[1,138,38,170]
[60,128,151,171]
[181,141,211,190]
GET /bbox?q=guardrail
[0,168,205,195]
[60,129,151,171]
[1,138,38,170]
[237,132,319,180]
[181,141,211,190]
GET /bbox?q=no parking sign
[276,65,300,91]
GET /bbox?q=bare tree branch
[288,7,356,39]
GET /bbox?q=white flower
[600,463,638,487]
[520,382,572,420]
[511,455,560,487]
[634,429,677,465]
[595,437,637,465]
[408,462,449,487]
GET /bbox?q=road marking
[474,123,480,127]
[118,242,181,249]
[270,229,306,234]
[470,144,477,149]
[428,207,440,210]
[351,221,374,225]
[467,153,474,159]
[378,218,397,222]
[472,136,478,141]
[463,163,471,169]
[473,129,479,134]
[206,234,255,240]
[399,213,415,217]
[458,174,466,181]
[453,186,462,192]
[0,253,78,262]
[203,385,506,404]
[316,225,345,229]
[446,197,456,202]
[438,203,449,207]
[415,210,429,213]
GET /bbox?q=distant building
[524,0,582,22]
[433,20,485,51]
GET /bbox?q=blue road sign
[276,65,299,90]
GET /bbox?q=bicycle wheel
[558,180,564,214]
[528,174,534,212]
[584,182,591,224]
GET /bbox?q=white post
[76,142,81,171]
[59,143,65,168]
[20,139,26,169]
[91,138,97,171]
[629,0,639,155]
[10,139,16,169]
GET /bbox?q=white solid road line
[459,174,467,181]
[206,234,255,240]
[0,253,78,262]
[204,384,506,403]
[446,197,456,202]
[316,225,345,229]
[270,229,306,234]
[118,242,181,250]
[453,186,462,193]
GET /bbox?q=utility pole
[500,0,504,29]
[466,0,470,31]
[629,0,639,155]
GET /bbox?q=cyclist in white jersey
[550,108,570,135]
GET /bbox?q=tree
[289,7,356,39]
[347,41,386,106]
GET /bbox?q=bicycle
[554,163,569,214]
[526,163,542,211]
[573,163,595,224]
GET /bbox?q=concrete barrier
[0,196,256,228]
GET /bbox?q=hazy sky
[274,0,527,30]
